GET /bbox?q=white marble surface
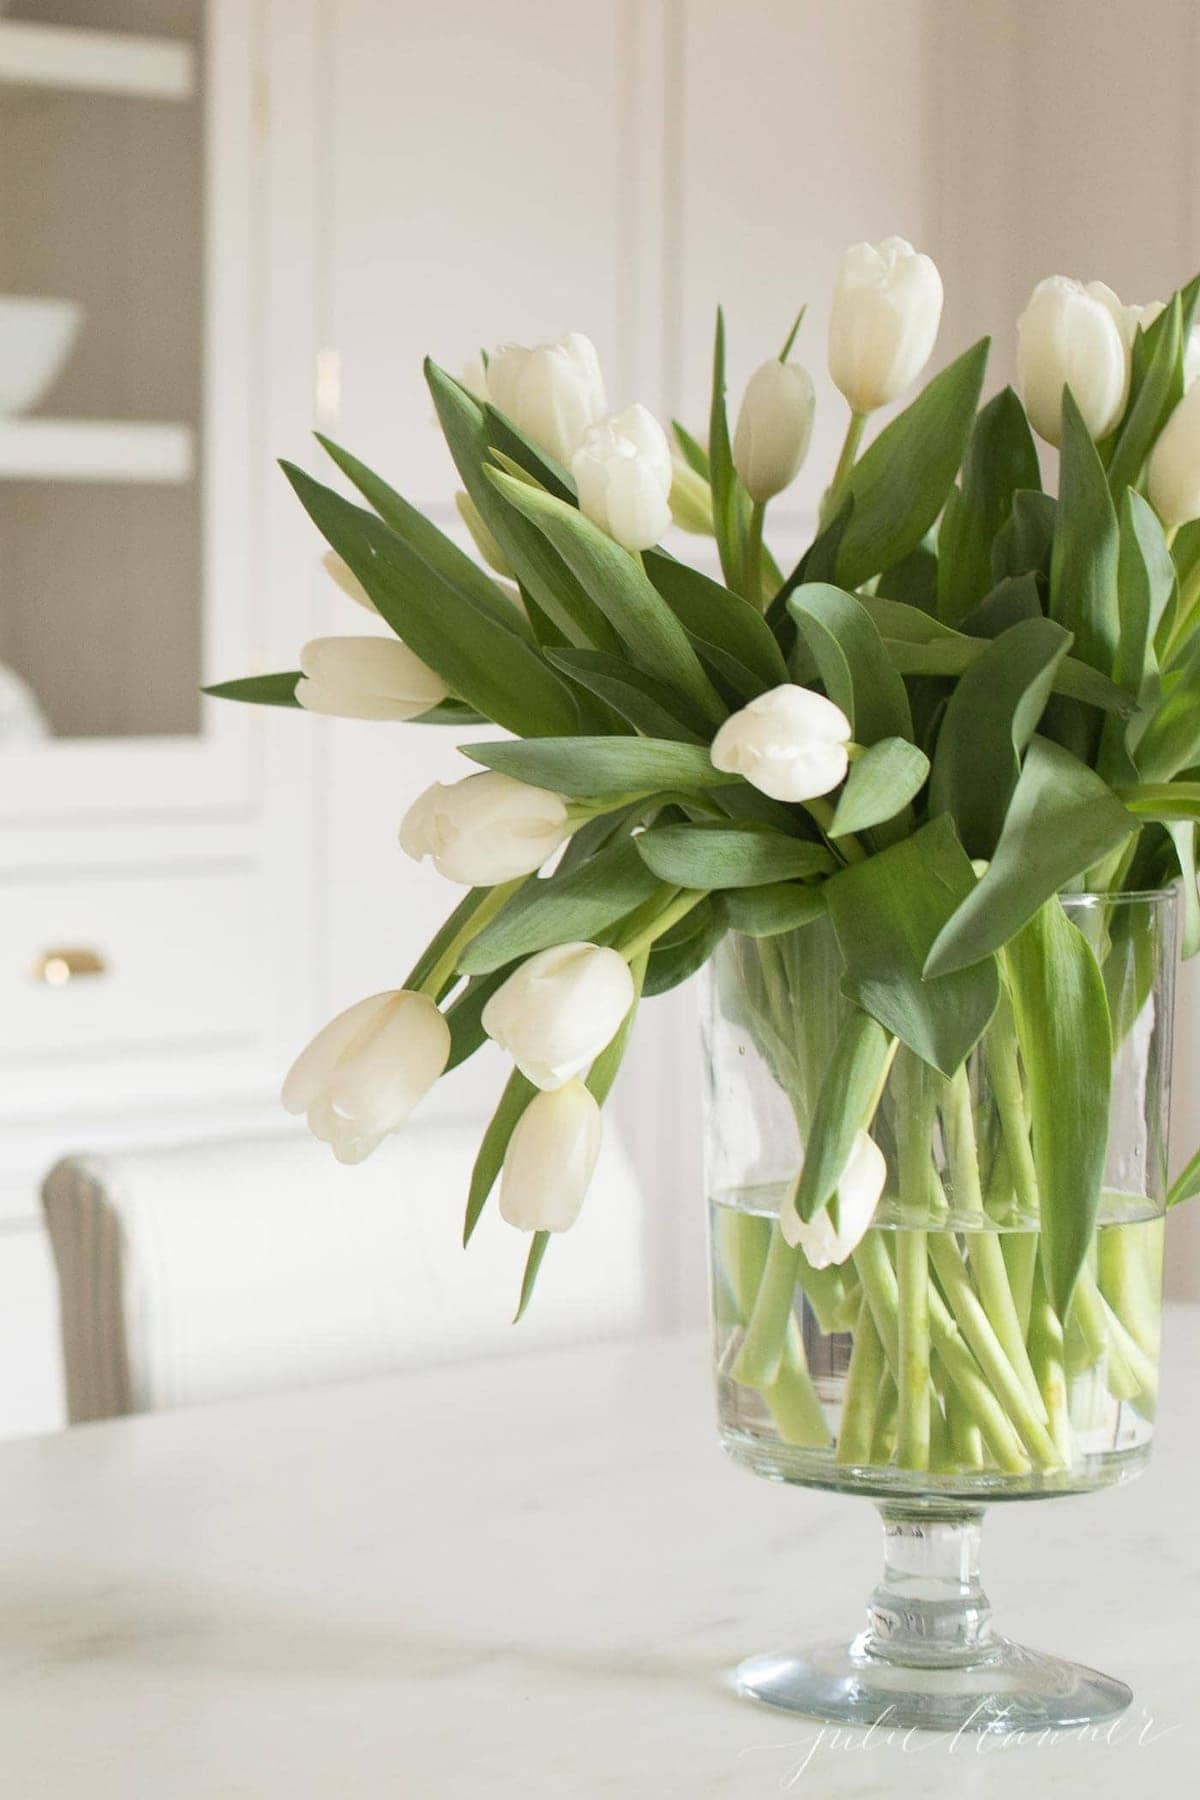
[0,1314,1197,1797]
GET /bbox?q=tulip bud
[454,490,514,578]
[499,1079,602,1232]
[1148,382,1200,529]
[485,331,607,465]
[282,990,450,1163]
[482,941,636,1090]
[828,236,944,414]
[668,457,715,534]
[296,637,449,721]
[571,403,673,551]
[1016,276,1129,446]
[710,683,852,803]
[322,550,378,616]
[732,358,816,502]
[780,1130,887,1266]
[399,771,570,885]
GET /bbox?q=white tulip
[1148,382,1200,528]
[1086,282,1164,353]
[400,771,570,885]
[486,331,607,464]
[571,403,673,551]
[322,550,378,615]
[482,941,635,1090]
[828,236,944,414]
[780,1130,887,1267]
[454,490,514,577]
[1185,326,1200,392]
[296,636,449,721]
[733,358,816,502]
[1016,276,1129,446]
[710,683,852,803]
[282,990,450,1163]
[499,1079,602,1232]
[460,352,489,403]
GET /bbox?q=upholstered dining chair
[41,1120,646,1423]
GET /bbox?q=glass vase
[703,890,1175,1732]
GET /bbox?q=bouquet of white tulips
[211,229,1200,1436]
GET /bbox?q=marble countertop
[0,1313,1197,1797]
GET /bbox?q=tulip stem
[615,887,709,963]
[418,877,526,999]
[821,410,866,523]
[744,500,767,609]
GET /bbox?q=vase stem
[858,1505,993,1669]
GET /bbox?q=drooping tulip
[499,1079,603,1232]
[732,358,816,502]
[322,550,378,615]
[1148,382,1200,529]
[482,941,635,1090]
[282,990,450,1163]
[571,403,673,551]
[828,237,944,414]
[1016,276,1129,446]
[780,1130,888,1267]
[710,683,852,803]
[400,771,569,885]
[296,637,449,721]
[485,331,607,465]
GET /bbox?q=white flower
[828,237,944,414]
[296,637,449,721]
[710,683,852,803]
[1148,382,1200,528]
[499,1079,602,1232]
[485,331,607,464]
[282,991,450,1164]
[1185,326,1200,392]
[571,403,673,551]
[322,550,378,615]
[732,358,816,502]
[780,1130,887,1266]
[482,941,635,1090]
[1016,276,1129,446]
[400,771,570,885]
[460,352,489,403]
[1086,282,1164,352]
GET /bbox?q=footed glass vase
[704,891,1175,1732]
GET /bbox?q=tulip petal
[328,991,451,1135]
[499,1079,602,1232]
[281,992,396,1115]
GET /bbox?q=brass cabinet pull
[33,947,108,987]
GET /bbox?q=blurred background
[2,0,1198,1437]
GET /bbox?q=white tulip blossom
[828,237,944,414]
[571,403,673,551]
[322,550,378,615]
[482,941,636,1090]
[1148,382,1200,529]
[1086,282,1164,353]
[710,683,852,803]
[780,1130,888,1267]
[1016,276,1129,446]
[296,637,449,721]
[733,358,816,502]
[282,990,450,1163]
[400,771,570,886]
[486,331,607,465]
[1185,326,1200,392]
[499,1079,603,1232]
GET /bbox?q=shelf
[0,419,194,484]
[0,21,194,102]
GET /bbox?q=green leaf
[834,339,990,589]
[1006,899,1113,1312]
[281,463,580,738]
[204,671,300,707]
[788,582,913,744]
[830,738,929,837]
[463,1067,538,1245]
[643,898,727,996]
[544,648,705,742]
[480,404,576,502]
[484,468,726,729]
[721,882,827,938]
[794,1010,893,1221]
[459,838,662,974]
[644,552,790,691]
[937,387,1041,624]
[708,307,750,592]
[824,815,1000,1077]
[1167,821,1200,958]
[991,489,1057,585]
[672,419,710,480]
[636,822,833,888]
[928,617,1071,857]
[1107,294,1184,495]
[465,735,737,798]
[866,611,1133,717]
[1115,488,1175,693]
[925,738,1136,977]
[1050,389,1120,674]
[1120,779,1200,822]
[875,538,938,610]
[960,571,1044,639]
[1167,1142,1200,1209]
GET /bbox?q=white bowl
[0,297,84,416]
